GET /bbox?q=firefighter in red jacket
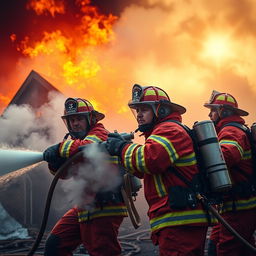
[105,84,211,256]
[43,97,127,256]
[204,91,256,256]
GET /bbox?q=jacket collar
[215,115,245,133]
[142,112,182,138]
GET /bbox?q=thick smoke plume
[61,143,122,210]
[0,92,66,151]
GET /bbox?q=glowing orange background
[1,0,256,143]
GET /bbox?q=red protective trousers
[217,208,256,256]
[151,225,208,256]
[50,208,124,256]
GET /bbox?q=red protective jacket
[50,123,128,222]
[215,115,256,213]
[120,113,211,234]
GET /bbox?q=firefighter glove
[105,133,129,156]
[48,157,66,171]
[43,143,61,163]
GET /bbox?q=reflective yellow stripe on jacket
[174,153,197,166]
[220,140,252,160]
[150,209,214,232]
[221,196,256,213]
[153,174,167,197]
[86,135,103,143]
[149,135,178,163]
[77,205,128,222]
[220,140,243,157]
[124,143,150,174]
[60,140,74,157]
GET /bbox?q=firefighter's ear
[220,108,233,118]
[90,114,97,126]
[157,105,170,119]
[158,106,166,118]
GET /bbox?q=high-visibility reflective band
[158,90,168,97]
[221,196,256,213]
[144,88,168,99]
[77,205,128,222]
[85,135,102,143]
[216,94,236,104]
[174,153,197,167]
[226,95,236,103]
[149,135,178,163]
[144,89,157,96]
[220,140,243,157]
[60,140,74,157]
[150,209,212,232]
[135,145,149,174]
[124,143,138,173]
[153,174,167,197]
[242,150,251,160]
[78,100,93,108]
[108,156,119,164]
[216,95,225,101]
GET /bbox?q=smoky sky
[1,0,256,130]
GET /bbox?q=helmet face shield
[129,102,156,120]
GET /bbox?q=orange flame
[15,0,117,93]
[26,0,65,17]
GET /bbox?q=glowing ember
[10,34,17,42]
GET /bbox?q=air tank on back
[250,123,256,143]
[193,120,232,193]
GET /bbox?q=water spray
[0,149,44,177]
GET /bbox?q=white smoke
[61,143,122,210]
[0,91,66,151]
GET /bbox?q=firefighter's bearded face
[209,108,220,123]
[68,114,88,133]
[135,105,154,125]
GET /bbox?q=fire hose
[27,149,141,256]
[197,194,256,253]
[25,149,256,254]
[26,151,83,256]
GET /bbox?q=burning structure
[6,70,60,110]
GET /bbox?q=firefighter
[43,97,127,256]
[105,84,210,256]
[204,91,256,256]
